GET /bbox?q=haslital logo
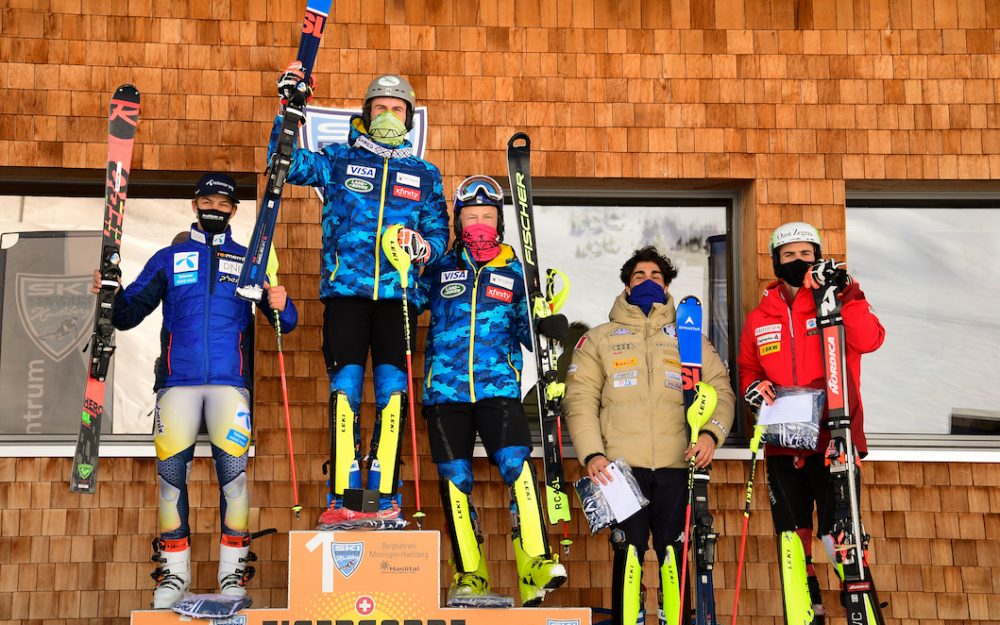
[332,541,364,578]
[16,273,95,362]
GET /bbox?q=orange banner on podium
[132,530,591,625]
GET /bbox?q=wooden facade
[2,1,1000,623]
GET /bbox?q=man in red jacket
[737,221,884,624]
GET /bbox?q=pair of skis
[236,0,331,302]
[69,85,141,493]
[806,267,887,624]
[506,133,573,552]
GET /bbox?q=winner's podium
[132,531,590,625]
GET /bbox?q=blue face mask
[627,279,667,316]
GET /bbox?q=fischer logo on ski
[513,173,535,268]
[507,132,572,554]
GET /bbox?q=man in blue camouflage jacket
[419,176,568,607]
[272,67,449,524]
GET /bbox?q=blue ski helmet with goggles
[453,175,505,239]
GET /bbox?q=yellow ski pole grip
[381,223,411,287]
[686,381,718,444]
[545,267,570,314]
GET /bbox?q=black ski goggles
[455,175,503,205]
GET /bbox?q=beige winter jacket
[564,291,736,470]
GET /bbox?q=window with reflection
[846,204,1000,437]
[500,199,735,453]
[0,193,256,439]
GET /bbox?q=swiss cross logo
[485,285,513,303]
[355,595,375,616]
[392,185,421,201]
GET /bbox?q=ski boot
[218,535,256,600]
[151,537,191,609]
[446,555,492,607]
[513,535,567,607]
[317,500,401,527]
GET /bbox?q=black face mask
[197,209,231,234]
[776,258,811,287]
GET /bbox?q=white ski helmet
[769,221,822,273]
[363,74,416,130]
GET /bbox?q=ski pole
[265,247,302,517]
[546,268,572,554]
[381,224,425,528]
[731,419,765,625]
[677,382,717,625]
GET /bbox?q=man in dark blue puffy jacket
[272,65,449,525]
[92,173,298,609]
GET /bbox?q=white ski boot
[151,538,191,609]
[218,538,255,598]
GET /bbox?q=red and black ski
[70,84,140,493]
[236,0,331,301]
[808,266,887,624]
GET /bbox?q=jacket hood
[608,290,677,326]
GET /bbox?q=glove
[806,259,853,290]
[744,380,775,412]
[277,60,315,106]
[536,313,569,341]
[396,227,431,265]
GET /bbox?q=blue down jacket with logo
[271,116,449,306]
[419,244,533,405]
[111,226,298,391]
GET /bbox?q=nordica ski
[676,296,718,625]
[70,84,141,493]
[236,0,331,301]
[507,132,572,551]
[806,266,887,624]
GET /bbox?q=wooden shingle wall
[2,1,1000,623]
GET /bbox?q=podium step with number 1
[131,530,591,625]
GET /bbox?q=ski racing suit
[419,243,566,605]
[737,279,884,622]
[272,115,448,509]
[565,292,735,625]
[112,224,297,554]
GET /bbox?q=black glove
[744,379,775,412]
[807,259,853,290]
[277,60,315,106]
[536,314,569,341]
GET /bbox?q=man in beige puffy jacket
[564,246,735,625]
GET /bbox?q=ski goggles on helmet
[455,175,504,206]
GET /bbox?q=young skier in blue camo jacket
[418,175,569,607]
[271,65,449,524]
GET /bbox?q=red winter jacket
[737,280,885,457]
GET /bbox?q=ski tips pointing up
[508,132,530,150]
